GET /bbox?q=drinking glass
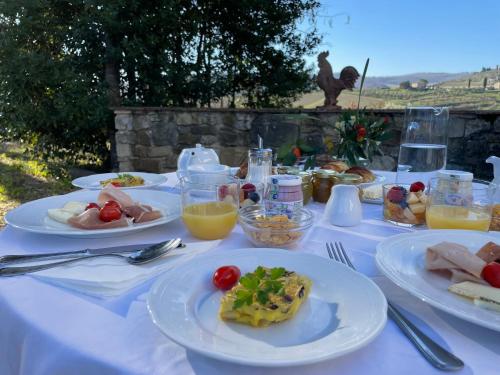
[396,107,449,185]
[425,178,494,231]
[180,173,239,240]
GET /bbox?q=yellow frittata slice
[219,266,311,327]
[100,173,145,187]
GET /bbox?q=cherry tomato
[213,266,241,290]
[99,206,122,222]
[111,182,121,187]
[103,200,122,211]
[482,262,500,288]
[86,202,100,210]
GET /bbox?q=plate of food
[72,172,167,189]
[147,249,387,366]
[376,230,500,331]
[319,163,386,189]
[5,186,180,238]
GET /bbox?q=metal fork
[327,241,464,372]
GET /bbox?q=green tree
[0,0,321,166]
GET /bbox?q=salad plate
[5,190,180,238]
[147,249,387,367]
[376,230,500,331]
[72,172,167,190]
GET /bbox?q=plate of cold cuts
[5,185,181,238]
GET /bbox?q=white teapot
[177,144,220,178]
[325,184,362,227]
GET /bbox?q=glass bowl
[238,205,313,248]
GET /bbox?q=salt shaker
[325,185,362,226]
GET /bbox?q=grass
[0,143,75,227]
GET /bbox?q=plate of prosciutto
[5,186,181,238]
[376,230,500,331]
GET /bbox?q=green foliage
[334,111,393,166]
[0,0,321,164]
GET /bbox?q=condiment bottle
[246,148,273,188]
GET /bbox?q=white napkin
[31,241,220,298]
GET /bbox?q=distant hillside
[357,72,469,88]
[439,69,500,88]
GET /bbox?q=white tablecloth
[0,172,499,375]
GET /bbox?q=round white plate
[72,172,168,190]
[5,189,180,238]
[147,249,387,367]
[376,230,500,331]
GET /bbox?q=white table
[0,172,499,375]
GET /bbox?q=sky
[302,0,500,76]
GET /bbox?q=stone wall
[114,107,500,179]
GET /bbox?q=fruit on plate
[482,262,500,288]
[213,265,241,290]
[383,183,427,225]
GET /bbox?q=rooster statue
[316,51,360,109]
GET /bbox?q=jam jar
[312,170,338,203]
[298,172,313,205]
[265,174,303,217]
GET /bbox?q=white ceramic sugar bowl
[325,184,362,227]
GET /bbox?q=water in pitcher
[397,143,447,184]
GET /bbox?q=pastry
[321,160,350,173]
[346,166,375,183]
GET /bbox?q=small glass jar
[298,172,313,205]
[265,174,303,217]
[312,170,338,203]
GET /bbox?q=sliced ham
[67,208,131,230]
[123,205,163,223]
[450,269,487,285]
[97,185,135,208]
[426,241,486,279]
[476,242,500,263]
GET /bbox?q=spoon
[0,238,183,277]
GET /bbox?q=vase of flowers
[333,111,393,166]
[331,58,393,166]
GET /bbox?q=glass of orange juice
[426,176,494,231]
[180,173,239,240]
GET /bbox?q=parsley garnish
[232,267,286,310]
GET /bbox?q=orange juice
[182,201,238,240]
[426,205,491,231]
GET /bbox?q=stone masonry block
[494,117,500,133]
[447,118,465,138]
[115,131,136,144]
[136,130,152,146]
[152,123,178,146]
[133,114,153,130]
[464,119,490,137]
[115,113,133,130]
[175,112,198,126]
[116,143,133,158]
[118,161,134,172]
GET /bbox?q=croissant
[346,166,375,183]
